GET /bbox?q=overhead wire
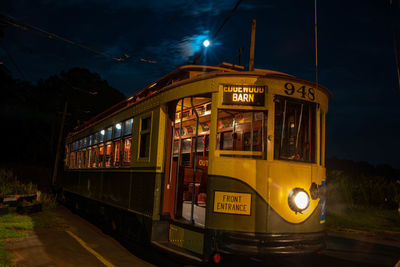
[390,0,400,95]
[1,42,28,80]
[315,0,319,93]
[0,13,132,62]
[213,0,243,38]
[194,0,243,64]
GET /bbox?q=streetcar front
[159,67,329,262]
[203,74,329,258]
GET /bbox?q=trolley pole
[52,101,68,189]
[249,19,256,71]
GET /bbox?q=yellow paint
[213,191,251,215]
[155,74,329,224]
[66,230,116,267]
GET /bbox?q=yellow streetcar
[63,62,329,263]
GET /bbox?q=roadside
[327,227,400,248]
[0,205,155,267]
[326,205,400,247]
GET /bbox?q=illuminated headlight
[288,188,310,214]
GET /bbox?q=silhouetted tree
[1,67,125,169]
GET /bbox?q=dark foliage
[326,157,400,209]
[327,157,400,182]
[0,65,125,187]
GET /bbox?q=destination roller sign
[222,85,265,106]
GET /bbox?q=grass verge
[326,206,400,232]
[0,242,11,267]
[0,213,33,266]
[0,206,67,266]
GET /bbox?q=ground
[0,206,154,267]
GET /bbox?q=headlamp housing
[288,188,310,214]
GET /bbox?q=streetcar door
[162,96,211,227]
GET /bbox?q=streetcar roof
[69,63,330,137]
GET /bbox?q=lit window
[105,127,112,141]
[217,110,267,152]
[124,118,133,136]
[77,151,82,168]
[69,152,76,168]
[113,140,121,166]
[91,147,98,168]
[99,130,105,143]
[105,143,112,167]
[98,145,104,167]
[85,149,90,168]
[94,133,99,145]
[123,138,132,165]
[114,123,122,139]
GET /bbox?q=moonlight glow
[203,39,210,47]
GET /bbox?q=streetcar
[63,62,329,263]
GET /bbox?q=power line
[193,0,243,64]
[1,42,28,80]
[390,0,400,95]
[214,0,243,38]
[0,13,131,62]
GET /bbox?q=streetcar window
[114,123,122,139]
[105,142,112,167]
[274,97,316,162]
[99,130,105,143]
[85,149,90,168]
[217,110,267,152]
[91,146,98,168]
[88,135,93,146]
[124,118,133,136]
[123,138,132,164]
[94,132,99,145]
[105,126,112,141]
[113,140,121,166]
[82,150,87,168]
[69,152,76,168]
[77,151,82,168]
[98,145,104,167]
[139,116,151,158]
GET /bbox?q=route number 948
[284,82,315,101]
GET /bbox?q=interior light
[116,123,121,130]
[100,130,105,135]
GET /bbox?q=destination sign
[213,191,251,215]
[222,85,265,106]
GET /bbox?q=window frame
[216,109,267,158]
[273,96,317,163]
[138,114,152,160]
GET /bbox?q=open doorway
[162,96,211,227]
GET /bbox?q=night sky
[1,0,400,168]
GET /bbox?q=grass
[326,206,400,232]
[0,242,11,267]
[0,213,33,267]
[0,203,66,267]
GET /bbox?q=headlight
[288,188,310,214]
